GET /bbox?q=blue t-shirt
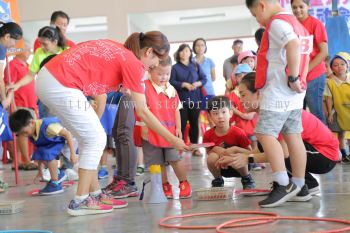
[193,57,215,95]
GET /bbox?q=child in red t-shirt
[203,96,255,189]
[4,44,38,171]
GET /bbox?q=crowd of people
[0,0,349,217]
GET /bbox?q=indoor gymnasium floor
[1,151,350,233]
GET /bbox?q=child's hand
[327,113,333,124]
[70,153,78,164]
[215,156,234,169]
[288,80,304,93]
[33,170,43,184]
[241,112,256,120]
[176,128,182,139]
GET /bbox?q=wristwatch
[288,75,299,83]
[248,154,255,164]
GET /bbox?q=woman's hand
[175,128,182,139]
[192,81,202,89]
[171,136,190,152]
[182,82,195,91]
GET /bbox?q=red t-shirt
[301,110,339,161]
[4,58,38,110]
[203,125,251,150]
[33,37,75,52]
[301,15,327,82]
[45,40,145,96]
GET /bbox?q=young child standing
[324,54,350,161]
[9,109,76,195]
[246,0,312,207]
[203,96,255,189]
[142,56,191,199]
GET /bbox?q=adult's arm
[308,42,328,72]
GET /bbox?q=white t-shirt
[260,13,306,112]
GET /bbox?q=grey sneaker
[259,181,300,208]
[288,184,312,202]
[241,174,256,190]
[110,182,138,199]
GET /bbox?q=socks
[51,180,59,186]
[74,194,89,203]
[292,177,305,188]
[273,171,289,186]
[90,189,102,197]
[101,165,107,169]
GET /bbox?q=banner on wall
[0,0,23,53]
[281,0,350,30]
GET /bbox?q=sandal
[192,150,203,156]
[23,162,38,171]
[11,164,25,170]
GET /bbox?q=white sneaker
[66,168,79,181]
[42,168,51,182]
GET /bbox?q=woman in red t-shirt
[291,0,328,124]
[13,31,189,216]
[217,72,338,199]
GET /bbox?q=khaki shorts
[142,139,181,168]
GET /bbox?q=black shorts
[220,165,251,178]
[285,142,337,174]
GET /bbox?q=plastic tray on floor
[194,187,233,201]
[0,200,25,215]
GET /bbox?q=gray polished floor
[1,152,350,233]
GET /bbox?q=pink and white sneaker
[95,190,128,209]
[67,197,113,216]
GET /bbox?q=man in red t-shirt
[33,11,75,52]
[203,96,255,189]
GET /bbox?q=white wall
[17,0,255,42]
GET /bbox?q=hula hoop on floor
[158,210,278,229]
[0,231,52,233]
[216,216,350,233]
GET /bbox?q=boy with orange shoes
[141,56,191,199]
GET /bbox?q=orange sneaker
[162,182,173,199]
[179,180,191,199]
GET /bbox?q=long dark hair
[174,44,193,63]
[240,72,257,93]
[0,22,22,40]
[38,26,66,49]
[124,31,170,60]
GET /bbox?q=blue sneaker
[39,181,64,195]
[98,168,109,179]
[58,170,67,183]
